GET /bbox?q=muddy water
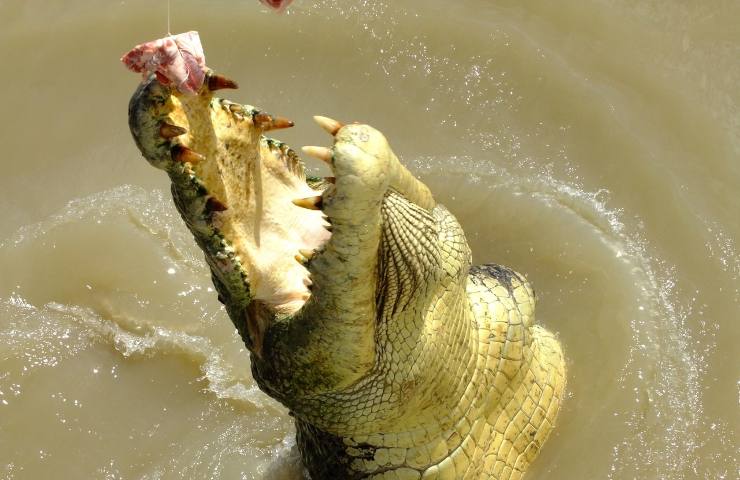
[0,0,738,478]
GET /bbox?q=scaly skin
[128,72,566,479]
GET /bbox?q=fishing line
[167,0,172,35]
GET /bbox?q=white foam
[410,155,721,478]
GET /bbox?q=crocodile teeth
[207,74,239,91]
[229,104,246,114]
[298,249,315,260]
[159,122,187,138]
[301,146,332,165]
[313,115,343,136]
[171,145,205,164]
[253,112,295,131]
[206,197,228,212]
[292,196,323,210]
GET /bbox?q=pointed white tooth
[301,146,333,165]
[292,196,323,210]
[313,115,343,136]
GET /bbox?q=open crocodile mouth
[129,72,332,321]
[129,65,437,358]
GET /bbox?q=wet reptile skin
[128,72,566,479]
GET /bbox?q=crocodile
[127,70,566,479]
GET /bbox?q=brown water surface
[0,1,738,478]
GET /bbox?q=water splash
[410,154,733,479]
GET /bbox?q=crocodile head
[128,71,565,479]
[129,71,434,358]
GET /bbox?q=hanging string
[167,0,172,36]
